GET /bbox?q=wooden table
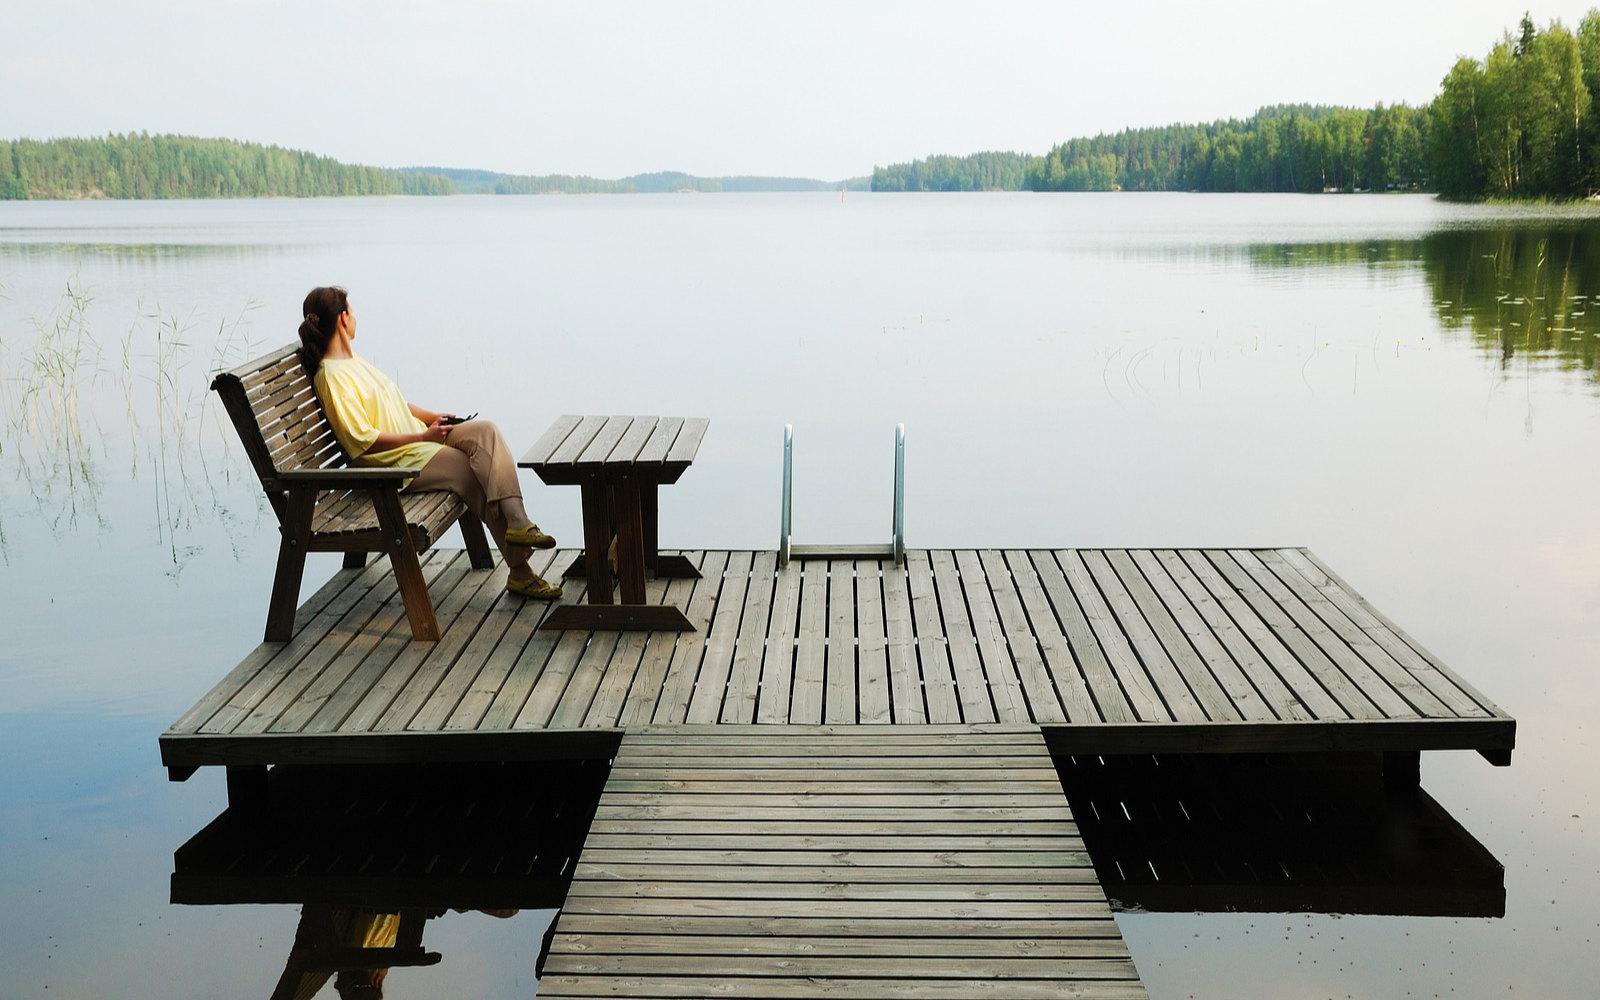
[521,416,708,631]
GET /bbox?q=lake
[2,192,1597,998]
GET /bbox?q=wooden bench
[213,344,493,643]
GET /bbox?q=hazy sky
[7,1,1600,179]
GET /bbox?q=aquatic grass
[0,277,258,574]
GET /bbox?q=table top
[520,415,708,485]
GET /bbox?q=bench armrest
[273,466,421,488]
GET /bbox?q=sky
[7,1,1600,180]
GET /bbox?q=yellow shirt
[313,354,444,471]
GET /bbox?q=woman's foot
[505,523,556,548]
[506,571,562,600]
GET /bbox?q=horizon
[8,2,1600,181]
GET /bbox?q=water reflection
[1241,224,1600,382]
[1058,754,1505,919]
[171,761,607,998]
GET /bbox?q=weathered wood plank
[1260,549,1468,717]
[1103,549,1240,722]
[618,554,705,728]
[538,976,1148,999]
[755,560,802,723]
[549,933,1128,958]
[929,549,997,723]
[823,560,858,724]
[550,914,1129,939]
[855,561,893,724]
[956,550,1030,723]
[687,550,753,723]
[980,551,1068,724]
[1148,550,1306,721]
[1031,551,1136,725]
[906,550,962,724]
[167,558,386,735]
[541,726,1139,997]
[292,559,499,734]
[650,551,729,725]
[721,551,778,724]
[1202,551,1384,720]
[789,560,829,724]
[879,562,925,724]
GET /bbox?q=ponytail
[297,285,348,377]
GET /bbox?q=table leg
[641,481,659,578]
[614,470,648,605]
[640,479,701,580]
[578,472,615,604]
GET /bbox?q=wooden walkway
[161,546,1516,998]
[538,725,1146,1000]
[161,547,1513,772]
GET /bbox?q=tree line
[874,103,1429,194]
[0,136,866,200]
[0,134,454,200]
[876,11,1600,200]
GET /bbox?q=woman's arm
[408,402,444,425]
[370,421,448,452]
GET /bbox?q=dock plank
[906,550,962,724]
[687,550,753,724]
[755,560,803,724]
[929,549,997,723]
[824,560,858,724]
[957,550,1030,723]
[539,726,1146,999]
[722,551,779,724]
[163,548,1516,779]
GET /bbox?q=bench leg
[343,552,368,569]
[459,509,495,570]
[265,486,316,642]
[370,487,441,641]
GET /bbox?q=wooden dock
[162,546,1514,998]
[539,725,1145,1000]
[162,547,1513,772]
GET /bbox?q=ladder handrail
[779,423,905,566]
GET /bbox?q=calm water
[2,192,1598,998]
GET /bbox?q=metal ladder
[778,423,905,566]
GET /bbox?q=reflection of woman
[297,286,562,599]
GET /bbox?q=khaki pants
[408,420,526,565]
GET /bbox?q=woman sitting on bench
[298,285,563,600]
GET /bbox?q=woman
[297,285,562,599]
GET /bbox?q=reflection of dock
[162,547,1515,997]
[1059,752,1506,917]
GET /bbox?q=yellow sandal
[506,573,562,600]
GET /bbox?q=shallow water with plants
[2,192,1597,998]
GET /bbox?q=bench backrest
[212,344,351,519]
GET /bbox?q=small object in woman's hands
[441,412,477,425]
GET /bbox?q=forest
[875,12,1600,200]
[0,134,454,199]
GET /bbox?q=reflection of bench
[212,344,493,643]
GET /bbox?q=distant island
[876,12,1600,201]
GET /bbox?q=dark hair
[297,285,349,376]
